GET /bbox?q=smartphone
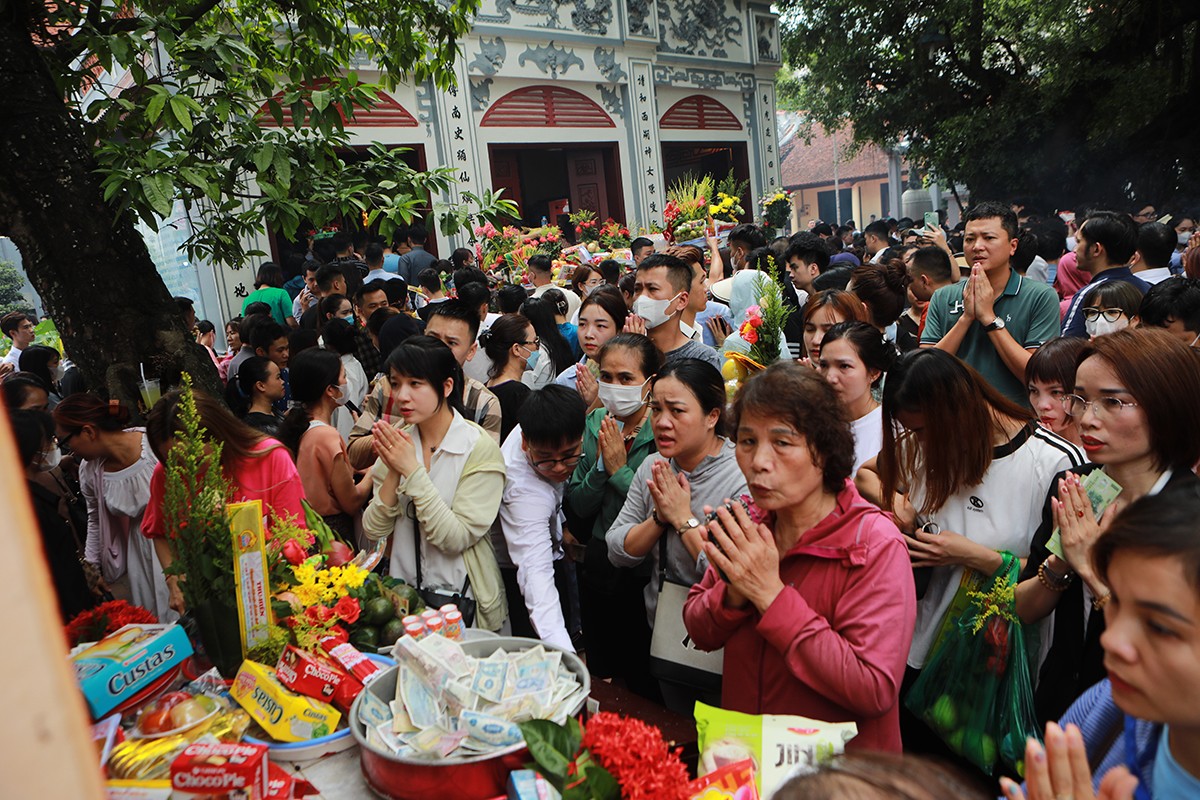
[924,211,939,229]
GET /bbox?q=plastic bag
[905,553,1039,776]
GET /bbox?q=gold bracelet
[1037,560,1072,592]
[1092,591,1112,610]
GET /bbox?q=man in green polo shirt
[920,201,1061,405]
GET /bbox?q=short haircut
[1137,221,1176,268]
[597,258,621,284]
[1079,211,1139,265]
[1031,218,1068,261]
[288,327,319,356]
[367,306,399,338]
[1,311,33,337]
[382,278,408,306]
[1077,328,1200,471]
[355,279,390,307]
[598,332,660,377]
[453,267,489,289]
[428,299,481,341]
[636,253,693,294]
[526,254,553,275]
[963,200,1019,239]
[238,312,271,344]
[254,261,284,288]
[812,265,853,292]
[3,373,48,411]
[1082,280,1144,317]
[321,318,358,356]
[863,220,890,240]
[908,246,954,283]
[331,231,353,253]
[728,223,766,251]
[1139,276,1200,333]
[196,320,215,335]
[730,361,854,494]
[250,320,287,352]
[1094,482,1200,596]
[497,284,529,314]
[630,237,654,254]
[315,264,345,292]
[457,282,492,314]
[364,242,384,267]
[518,384,587,447]
[785,232,831,271]
[451,247,474,269]
[407,223,428,245]
[244,301,272,317]
[1025,335,1088,388]
[416,268,443,294]
[812,221,833,237]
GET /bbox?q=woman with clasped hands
[683,363,916,752]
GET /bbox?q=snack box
[231,661,341,743]
[72,623,193,719]
[105,779,172,800]
[170,741,269,800]
[275,646,348,705]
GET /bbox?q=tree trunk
[0,15,221,411]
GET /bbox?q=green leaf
[169,95,194,132]
[311,89,330,112]
[141,173,174,218]
[273,149,291,189]
[253,143,275,174]
[146,92,168,123]
[579,765,620,800]
[517,720,581,787]
[179,168,209,194]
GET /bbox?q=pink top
[684,480,916,753]
[141,439,306,539]
[297,422,349,517]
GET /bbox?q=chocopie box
[71,623,193,719]
[170,741,269,799]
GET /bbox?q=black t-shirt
[488,379,532,442]
[895,313,920,353]
[244,410,283,437]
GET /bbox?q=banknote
[1046,470,1123,560]
[461,710,522,748]
[399,665,443,730]
[471,659,508,704]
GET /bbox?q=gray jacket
[607,438,747,628]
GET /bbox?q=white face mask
[632,292,681,329]
[1085,315,1128,338]
[597,379,649,418]
[333,382,351,406]
[38,446,61,472]
[52,362,66,382]
[1180,231,1194,247]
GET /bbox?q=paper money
[461,710,523,748]
[1046,470,1123,560]
[471,660,508,704]
[418,634,472,679]
[407,725,468,757]
[399,666,443,730]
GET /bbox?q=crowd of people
[12,201,1200,797]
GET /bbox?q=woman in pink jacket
[684,362,916,752]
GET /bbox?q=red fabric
[1054,251,1088,299]
[683,480,916,753]
[141,439,306,539]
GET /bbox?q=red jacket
[683,480,916,753]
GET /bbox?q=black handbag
[412,524,477,627]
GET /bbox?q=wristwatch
[678,516,702,534]
[983,317,1006,332]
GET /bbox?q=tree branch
[55,0,224,62]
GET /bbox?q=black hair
[1031,217,1068,261]
[517,384,587,447]
[19,345,60,389]
[0,310,34,337]
[497,284,528,314]
[1082,280,1145,318]
[283,252,307,281]
[1137,221,1176,268]
[541,287,569,318]
[820,321,897,388]
[224,355,276,417]
[637,252,693,295]
[1012,229,1039,274]
[416,268,443,294]
[407,223,428,245]
[1138,277,1200,332]
[250,320,287,353]
[479,313,532,380]
[728,223,766,251]
[1094,482,1200,593]
[196,320,215,336]
[2,372,49,410]
[174,296,195,313]
[769,236,791,266]
[1079,211,1139,265]
[428,299,482,341]
[322,318,359,356]
[579,285,628,330]
[863,220,891,240]
[238,312,271,344]
[319,293,351,325]
[364,242,384,268]
[527,254,553,275]
[597,259,621,285]
[453,267,489,290]
[10,408,53,467]
[254,262,284,288]
[378,313,424,359]
[963,200,1019,239]
[629,237,654,254]
[812,265,853,292]
[457,281,492,317]
[289,328,319,357]
[784,232,831,271]
[651,358,727,437]
[812,222,833,237]
[450,247,475,270]
[276,347,342,455]
[367,306,399,339]
[598,332,660,378]
[617,272,636,298]
[315,264,345,292]
[331,231,353,253]
[744,246,777,273]
[521,297,575,376]
[908,246,953,283]
[385,335,465,416]
[850,260,910,328]
[1025,335,1087,389]
[382,278,409,306]
[244,301,272,317]
[355,279,390,307]
[312,237,337,264]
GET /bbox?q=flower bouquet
[66,600,158,647]
[759,190,794,231]
[708,192,745,224]
[721,256,794,399]
[598,219,631,250]
[474,222,525,275]
[570,209,600,243]
[666,174,715,242]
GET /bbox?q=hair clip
[108,398,121,415]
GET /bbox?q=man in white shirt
[493,385,587,652]
[1131,221,1179,286]
[1,311,36,369]
[863,220,892,264]
[363,242,402,284]
[529,254,580,321]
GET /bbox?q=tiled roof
[778,113,908,189]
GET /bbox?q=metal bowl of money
[350,635,590,800]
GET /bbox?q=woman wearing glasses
[362,336,508,632]
[479,313,536,442]
[1015,328,1200,726]
[856,348,1085,761]
[1079,280,1143,339]
[607,359,747,713]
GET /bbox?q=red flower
[325,625,349,645]
[304,605,335,626]
[333,596,361,624]
[282,538,307,565]
[66,601,158,646]
[581,713,690,800]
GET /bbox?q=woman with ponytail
[54,395,175,621]
[276,348,373,536]
[224,355,285,436]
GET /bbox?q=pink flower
[326,540,354,567]
[282,538,307,566]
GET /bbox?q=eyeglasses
[59,430,80,447]
[519,338,540,349]
[1082,307,1126,323]
[1062,394,1139,418]
[531,452,582,471]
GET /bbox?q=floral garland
[66,600,158,647]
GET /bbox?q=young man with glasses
[491,385,587,652]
